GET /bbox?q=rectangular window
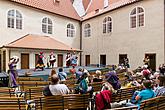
[71,30,73,37]
[88,29,91,37]
[8,18,14,28]
[107,22,112,33]
[138,14,144,27]
[48,25,52,34]
[131,16,136,28]
[42,24,47,33]
[103,24,106,33]
[84,30,87,37]
[16,19,22,29]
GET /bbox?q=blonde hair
[50,68,56,76]
[96,70,101,75]
[95,70,101,78]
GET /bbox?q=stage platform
[0,66,110,86]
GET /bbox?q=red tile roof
[10,0,80,20]
[86,0,105,13]
[4,34,80,51]
[82,0,91,10]
[83,0,141,20]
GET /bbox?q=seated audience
[58,67,67,81]
[43,74,70,96]
[126,80,155,109]
[50,68,56,77]
[141,65,151,80]
[104,71,121,90]
[69,66,76,79]
[154,75,165,96]
[93,70,103,82]
[76,68,83,79]
[75,72,93,97]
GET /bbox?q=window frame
[103,16,112,34]
[42,17,53,34]
[129,6,145,29]
[84,23,91,37]
[67,23,75,37]
[7,9,23,29]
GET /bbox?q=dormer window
[104,0,109,8]
[95,9,100,14]
[54,0,60,4]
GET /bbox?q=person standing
[49,51,56,68]
[35,52,45,71]
[8,56,19,88]
[124,57,130,68]
[70,52,78,67]
[143,56,150,66]
[66,53,71,68]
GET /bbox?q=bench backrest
[26,86,44,100]
[44,95,64,110]
[0,97,26,110]
[111,86,142,103]
[17,77,44,82]
[35,94,90,110]
[91,82,103,92]
[18,81,50,90]
[63,94,90,109]
[0,87,15,97]
[140,96,165,110]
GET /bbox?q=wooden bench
[109,106,138,110]
[63,94,90,109]
[0,87,15,97]
[18,81,50,90]
[109,96,165,110]
[91,82,103,92]
[17,77,44,83]
[140,96,165,110]
[25,86,44,100]
[35,94,90,110]
[0,97,26,110]
[111,86,142,103]
[44,95,64,110]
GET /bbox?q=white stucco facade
[0,0,80,71]
[82,0,164,70]
[73,0,86,17]
[0,0,165,72]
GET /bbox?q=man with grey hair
[43,74,70,96]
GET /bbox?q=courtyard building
[0,0,164,72]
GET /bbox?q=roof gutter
[2,46,82,52]
[10,0,81,21]
[82,0,142,22]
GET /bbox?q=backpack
[43,85,53,96]
[75,79,88,94]
[130,91,140,104]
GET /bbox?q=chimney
[70,0,74,4]
[95,9,100,14]
[54,0,60,3]
[53,0,60,5]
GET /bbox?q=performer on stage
[49,51,56,68]
[66,53,71,67]
[35,52,45,71]
[8,56,19,88]
[70,52,78,67]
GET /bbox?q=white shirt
[49,84,70,95]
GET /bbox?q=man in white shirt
[49,74,70,95]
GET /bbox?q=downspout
[80,21,82,66]
[164,0,165,63]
